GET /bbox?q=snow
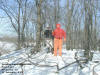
[0,41,17,55]
[0,45,100,75]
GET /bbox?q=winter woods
[0,0,100,59]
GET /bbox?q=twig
[58,61,77,71]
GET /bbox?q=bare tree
[0,0,100,56]
[0,0,29,49]
[31,0,43,53]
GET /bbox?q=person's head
[56,24,61,29]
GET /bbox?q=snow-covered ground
[0,45,100,75]
[0,41,17,55]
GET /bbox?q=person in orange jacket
[52,24,66,56]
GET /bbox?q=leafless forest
[0,0,100,62]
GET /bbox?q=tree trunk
[31,0,43,53]
[84,0,93,62]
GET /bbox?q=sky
[0,0,100,38]
[0,14,16,37]
[0,0,66,37]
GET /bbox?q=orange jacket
[52,24,66,39]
